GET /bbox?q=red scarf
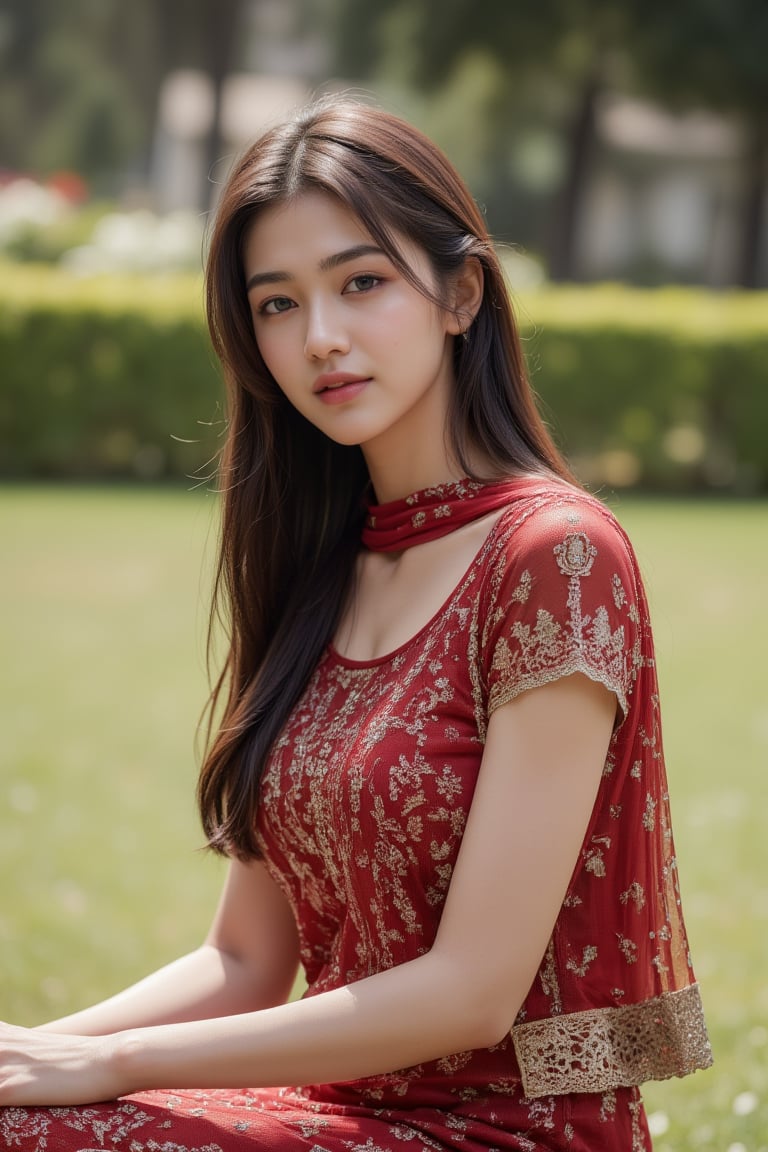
[362,475,550,552]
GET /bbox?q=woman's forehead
[243,191,420,279]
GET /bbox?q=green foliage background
[2,264,766,490]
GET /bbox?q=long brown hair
[199,97,573,858]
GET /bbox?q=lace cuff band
[511,983,713,1098]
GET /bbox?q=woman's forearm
[37,944,297,1036]
[0,950,499,1109]
[114,948,508,1094]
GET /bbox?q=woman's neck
[364,437,496,505]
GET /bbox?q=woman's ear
[445,257,484,336]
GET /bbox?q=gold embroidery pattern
[487,526,637,721]
[397,478,488,532]
[260,491,708,1108]
[269,494,708,1126]
[405,478,485,506]
[539,939,563,1015]
[511,984,713,1098]
[553,530,597,576]
[0,1094,251,1152]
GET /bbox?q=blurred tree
[0,0,248,207]
[628,0,768,287]
[0,0,157,189]
[154,0,246,210]
[334,0,768,287]
[333,0,633,280]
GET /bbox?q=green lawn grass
[1,487,766,1150]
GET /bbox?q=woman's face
[243,191,460,460]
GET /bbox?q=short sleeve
[482,495,645,723]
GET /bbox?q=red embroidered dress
[4,481,711,1152]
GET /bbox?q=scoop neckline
[327,479,559,669]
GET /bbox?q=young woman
[1,98,711,1151]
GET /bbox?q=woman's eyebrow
[319,244,384,272]
[246,245,385,292]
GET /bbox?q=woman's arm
[0,672,614,1105]
[36,858,301,1035]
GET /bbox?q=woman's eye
[345,275,380,294]
[260,296,294,315]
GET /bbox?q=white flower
[732,1091,758,1116]
[0,179,68,241]
[61,209,204,274]
[646,1111,669,1136]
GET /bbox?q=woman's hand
[0,1021,124,1107]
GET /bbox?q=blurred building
[152,71,309,213]
[578,96,756,287]
[151,0,328,214]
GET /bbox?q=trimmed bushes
[0,267,220,480]
[516,285,768,492]
[1,264,766,490]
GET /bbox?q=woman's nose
[303,300,350,361]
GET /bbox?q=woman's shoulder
[491,479,636,575]
[478,481,649,723]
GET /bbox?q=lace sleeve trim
[511,983,713,1098]
[488,653,629,722]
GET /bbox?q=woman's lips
[313,373,370,405]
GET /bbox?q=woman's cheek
[254,330,285,378]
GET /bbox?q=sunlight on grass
[606,496,768,1152]
[1,487,766,1149]
[0,487,226,1022]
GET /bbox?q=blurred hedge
[1,263,766,491]
[0,265,220,481]
[517,284,768,493]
